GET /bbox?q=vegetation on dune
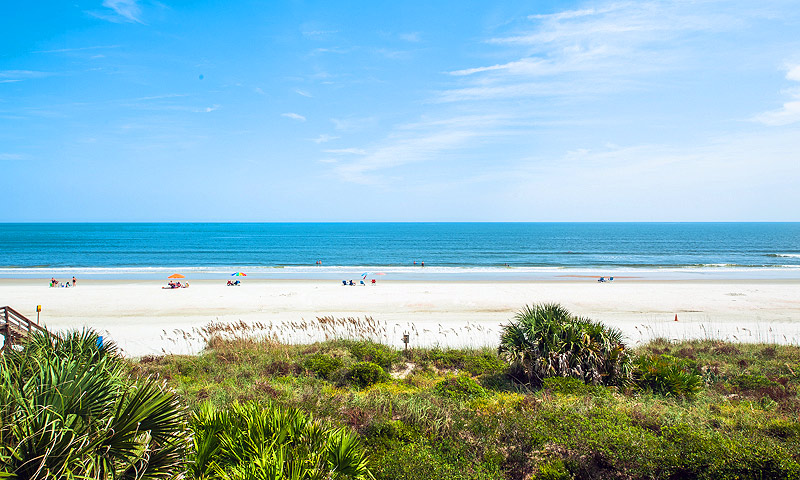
[498,303,633,387]
[3,304,800,480]
[633,353,704,398]
[0,330,189,480]
[189,401,371,480]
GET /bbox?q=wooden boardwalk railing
[1,306,49,351]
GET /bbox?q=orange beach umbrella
[167,274,185,279]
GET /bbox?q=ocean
[1,223,799,280]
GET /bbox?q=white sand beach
[2,278,800,356]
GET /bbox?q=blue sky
[2,0,799,221]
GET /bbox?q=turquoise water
[1,223,799,280]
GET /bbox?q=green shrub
[463,352,506,376]
[765,419,800,439]
[542,376,595,396]
[434,374,489,400]
[498,303,632,386]
[365,419,416,450]
[303,353,343,379]
[423,349,505,376]
[660,423,800,479]
[345,341,398,370]
[348,361,389,388]
[733,374,776,390]
[373,442,500,480]
[634,354,703,398]
[535,459,571,480]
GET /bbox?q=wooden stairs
[1,306,49,351]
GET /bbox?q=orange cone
[674,314,678,322]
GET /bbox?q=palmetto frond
[190,402,372,480]
[0,329,189,480]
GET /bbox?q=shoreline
[2,267,800,282]
[5,277,800,285]
[2,277,799,357]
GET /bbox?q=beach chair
[342,280,347,286]
[360,280,365,286]
[609,277,614,282]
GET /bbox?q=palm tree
[498,303,632,386]
[190,401,373,480]
[0,329,189,479]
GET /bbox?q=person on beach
[421,261,424,267]
[72,276,77,286]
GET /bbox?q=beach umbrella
[167,274,185,279]
[231,272,247,276]
[362,272,387,279]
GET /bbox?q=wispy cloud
[282,112,306,121]
[33,45,120,54]
[104,0,143,22]
[328,115,509,184]
[753,64,800,126]
[788,65,800,82]
[0,153,24,161]
[312,134,339,144]
[294,89,313,98]
[438,1,748,103]
[399,32,421,42]
[311,47,354,55]
[333,131,480,184]
[0,70,50,82]
[135,93,189,101]
[302,29,339,38]
[323,148,367,155]
[89,0,144,23]
[528,7,609,21]
[331,117,375,132]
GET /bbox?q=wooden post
[4,308,10,349]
